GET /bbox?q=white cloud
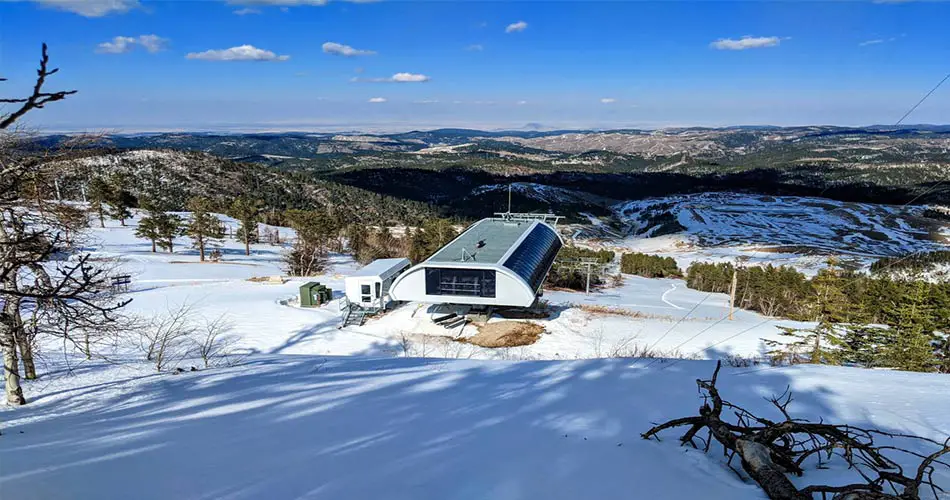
[600,98,617,104]
[710,36,781,50]
[33,0,139,17]
[96,36,136,54]
[186,45,290,62]
[859,37,898,46]
[228,0,378,6]
[228,0,329,5]
[136,34,168,53]
[517,100,528,105]
[391,72,429,82]
[233,7,261,15]
[353,72,430,83]
[505,21,528,33]
[368,97,387,103]
[414,99,439,104]
[465,44,484,51]
[322,42,376,57]
[96,34,167,54]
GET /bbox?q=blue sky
[2,0,949,132]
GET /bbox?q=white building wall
[388,265,536,308]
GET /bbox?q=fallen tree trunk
[642,361,949,500]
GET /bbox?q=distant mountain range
[32,125,950,220]
[38,125,950,161]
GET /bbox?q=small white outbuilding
[344,258,412,310]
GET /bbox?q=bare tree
[140,303,197,372]
[193,314,239,368]
[1,44,131,405]
[397,331,413,357]
[0,44,77,130]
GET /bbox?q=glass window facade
[425,268,496,298]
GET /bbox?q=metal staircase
[339,297,374,328]
[343,307,367,327]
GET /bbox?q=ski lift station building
[388,215,563,308]
[344,257,412,310]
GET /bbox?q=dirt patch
[495,308,550,319]
[459,321,544,348]
[754,245,835,256]
[169,261,259,267]
[577,304,646,318]
[246,276,287,283]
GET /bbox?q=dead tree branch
[642,361,950,499]
[0,44,77,130]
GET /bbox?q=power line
[895,70,950,126]
[819,69,950,200]
[898,179,947,209]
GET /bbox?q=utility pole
[562,258,603,296]
[507,184,512,214]
[728,266,738,321]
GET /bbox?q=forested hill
[32,126,950,211]
[31,123,950,227]
[46,149,437,225]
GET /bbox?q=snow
[67,210,804,361]
[613,192,944,258]
[3,357,948,500]
[3,208,949,499]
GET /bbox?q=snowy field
[3,209,949,499]
[4,357,949,500]
[58,212,809,361]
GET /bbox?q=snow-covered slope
[613,192,948,257]
[3,356,948,500]
[3,210,948,500]
[69,210,805,360]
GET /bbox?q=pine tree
[881,280,938,372]
[368,227,399,261]
[107,189,136,226]
[346,223,369,263]
[186,197,223,262]
[408,227,429,263]
[804,259,850,364]
[841,324,891,368]
[155,213,183,253]
[137,210,183,253]
[135,215,161,253]
[87,177,112,228]
[229,196,262,256]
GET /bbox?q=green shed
[299,282,319,307]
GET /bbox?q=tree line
[685,260,949,372]
[870,250,950,275]
[620,252,682,278]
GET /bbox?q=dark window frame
[425,268,496,298]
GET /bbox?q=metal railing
[438,281,481,296]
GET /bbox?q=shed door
[375,282,381,299]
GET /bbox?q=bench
[110,274,132,291]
